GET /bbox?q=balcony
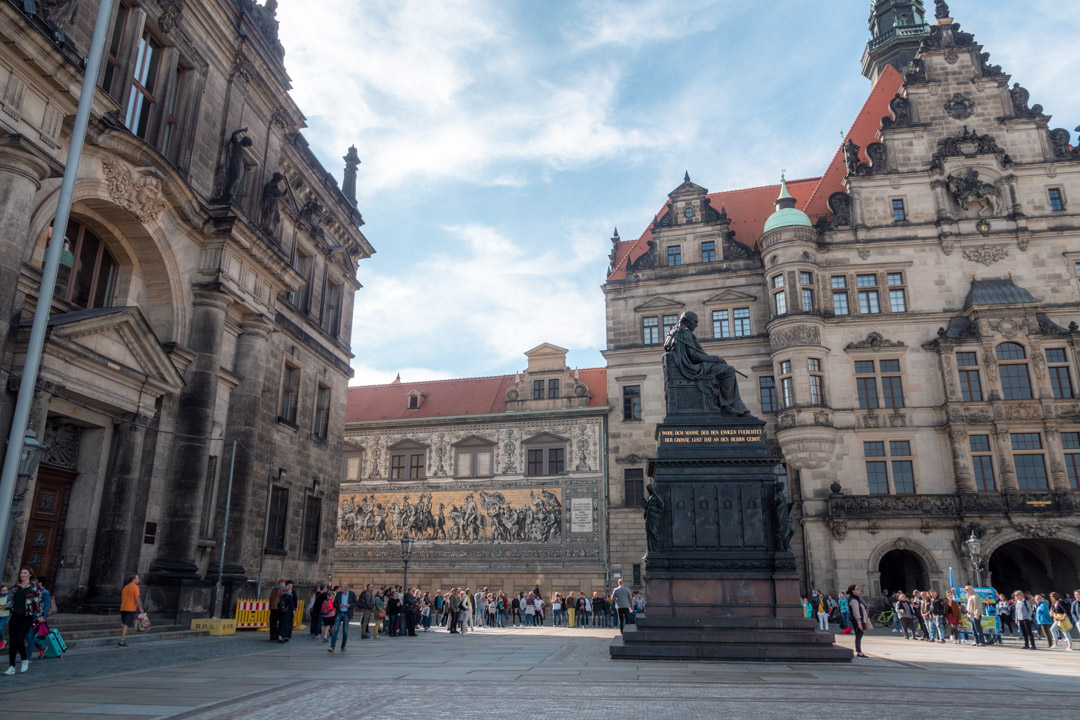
[868,24,930,52]
[827,491,1080,518]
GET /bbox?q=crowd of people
[263,577,648,649]
[801,584,1080,657]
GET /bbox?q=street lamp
[0,425,48,571]
[965,531,985,587]
[401,535,414,591]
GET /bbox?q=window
[266,486,289,553]
[632,564,642,587]
[524,435,568,476]
[408,395,419,410]
[772,274,787,316]
[857,275,881,314]
[160,66,183,158]
[321,276,343,338]
[880,359,905,408]
[124,31,162,139]
[831,276,849,316]
[855,360,879,410]
[532,380,544,400]
[642,317,660,345]
[390,442,426,480]
[864,440,914,494]
[1048,188,1065,212]
[970,435,995,491]
[53,220,118,310]
[957,352,983,402]
[623,385,642,421]
[102,3,130,96]
[701,241,716,263]
[548,379,560,398]
[279,362,300,424]
[779,360,794,408]
[808,358,824,406]
[313,384,330,440]
[667,245,682,266]
[1010,433,1047,489]
[887,273,907,312]
[662,314,679,339]
[454,439,494,478]
[301,495,321,557]
[892,199,907,222]
[624,469,645,507]
[712,310,730,339]
[527,449,543,476]
[1047,348,1073,399]
[1063,432,1080,489]
[345,454,362,481]
[996,343,1032,400]
[289,247,313,312]
[799,271,814,312]
[759,377,778,413]
[732,308,751,337]
[802,288,815,312]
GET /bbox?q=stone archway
[866,537,944,598]
[987,536,1080,595]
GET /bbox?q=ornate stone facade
[0,2,373,619]
[336,345,609,597]
[604,5,1080,596]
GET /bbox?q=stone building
[603,1,1080,598]
[335,345,609,597]
[0,1,372,619]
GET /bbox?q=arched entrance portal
[878,549,929,595]
[989,539,1080,594]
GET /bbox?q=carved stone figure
[222,128,252,201]
[881,94,912,129]
[946,168,1000,217]
[641,483,665,554]
[934,0,950,19]
[663,311,749,416]
[342,145,360,206]
[1010,84,1043,118]
[774,482,794,552]
[259,172,285,236]
[844,139,862,176]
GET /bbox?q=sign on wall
[570,497,593,533]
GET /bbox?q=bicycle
[875,609,895,627]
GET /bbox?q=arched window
[995,342,1032,400]
[53,220,118,309]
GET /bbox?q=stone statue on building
[663,311,749,416]
[642,482,665,553]
[260,172,286,236]
[773,482,794,552]
[222,128,253,202]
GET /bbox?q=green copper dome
[763,175,812,233]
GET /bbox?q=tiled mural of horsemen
[338,488,563,544]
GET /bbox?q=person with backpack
[1013,590,1036,649]
[328,583,356,652]
[318,586,337,642]
[277,582,297,643]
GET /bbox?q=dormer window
[406,391,424,410]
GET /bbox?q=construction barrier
[234,598,306,630]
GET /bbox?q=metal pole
[0,0,116,574]
[255,460,273,597]
[213,439,237,618]
[403,555,408,592]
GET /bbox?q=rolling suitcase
[40,628,67,659]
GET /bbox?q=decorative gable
[634,296,685,312]
[705,289,758,305]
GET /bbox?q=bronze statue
[773,482,794,552]
[223,128,253,201]
[663,311,749,416]
[642,482,664,553]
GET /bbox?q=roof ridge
[349,366,607,389]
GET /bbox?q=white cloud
[566,0,732,51]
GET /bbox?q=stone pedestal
[610,416,850,662]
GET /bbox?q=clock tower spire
[861,0,931,82]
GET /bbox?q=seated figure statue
[663,311,750,416]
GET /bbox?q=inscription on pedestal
[658,426,763,447]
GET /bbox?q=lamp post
[400,535,414,592]
[0,425,48,572]
[965,531,985,587]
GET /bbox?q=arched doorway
[989,539,1080,594]
[878,549,929,595]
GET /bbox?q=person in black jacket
[403,588,419,636]
[386,590,402,637]
[310,584,328,639]
[277,582,296,643]
[328,583,356,652]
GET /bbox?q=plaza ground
[0,623,1077,718]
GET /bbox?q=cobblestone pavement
[0,624,1077,718]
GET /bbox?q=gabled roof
[346,367,607,423]
[964,277,1040,311]
[606,65,904,283]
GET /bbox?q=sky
[274,0,1080,386]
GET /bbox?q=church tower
[861,0,930,82]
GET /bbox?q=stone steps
[41,614,207,649]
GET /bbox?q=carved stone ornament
[978,51,1004,77]
[944,93,975,120]
[101,159,168,222]
[158,0,183,33]
[37,0,78,27]
[828,518,847,543]
[239,0,285,60]
[930,127,1013,171]
[1048,128,1080,162]
[627,240,656,272]
[961,243,1008,265]
[905,58,927,84]
[881,94,913,130]
[943,48,960,65]
[858,248,871,260]
[827,192,853,228]
[946,168,1001,217]
[1011,519,1064,538]
[616,453,645,465]
[1010,84,1044,119]
[845,332,906,352]
[920,19,975,51]
[770,324,821,351]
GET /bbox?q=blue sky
[276,0,1078,386]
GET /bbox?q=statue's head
[679,311,699,330]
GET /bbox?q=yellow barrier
[234,598,306,630]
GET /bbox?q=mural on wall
[338,488,563,544]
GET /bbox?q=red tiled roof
[606,65,904,283]
[346,368,608,423]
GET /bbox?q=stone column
[947,426,976,492]
[215,314,274,578]
[87,415,148,601]
[994,426,1018,491]
[1043,424,1071,492]
[151,288,232,578]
